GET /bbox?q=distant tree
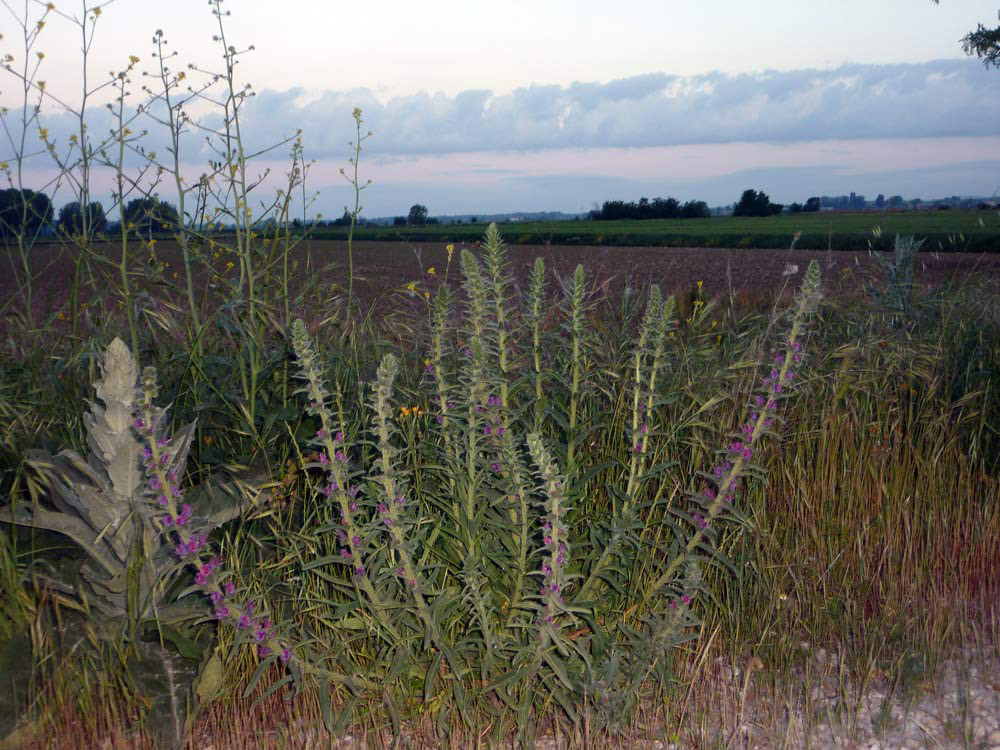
[875,193,886,209]
[932,2,1000,67]
[887,195,905,208]
[393,216,407,226]
[124,197,180,235]
[470,217,478,224]
[804,197,822,212]
[681,200,710,218]
[426,217,440,225]
[332,209,353,227]
[57,201,107,236]
[733,189,782,217]
[788,202,804,213]
[0,188,53,239]
[407,204,428,226]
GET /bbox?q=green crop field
[320,209,1000,252]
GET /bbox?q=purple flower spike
[681,594,691,605]
[215,605,229,619]
[280,648,291,662]
[258,646,272,658]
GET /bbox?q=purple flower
[681,594,691,605]
[134,418,145,430]
[215,605,229,619]
[492,462,500,473]
[316,428,328,439]
[238,613,251,629]
[258,646,272,658]
[280,648,291,662]
[223,581,236,595]
[352,535,361,546]
[339,548,351,558]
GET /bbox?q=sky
[2,0,1000,217]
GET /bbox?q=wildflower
[427,266,436,276]
[129,55,140,64]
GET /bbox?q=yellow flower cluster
[398,405,424,419]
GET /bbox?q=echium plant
[284,230,823,742]
[0,339,293,748]
[868,234,924,317]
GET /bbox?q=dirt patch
[2,240,999,330]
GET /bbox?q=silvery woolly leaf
[131,639,198,750]
[0,506,119,576]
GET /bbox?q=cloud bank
[229,59,1000,158]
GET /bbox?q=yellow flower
[46,2,55,10]
[0,162,8,171]
[37,81,45,90]
[56,311,65,320]
[415,407,423,416]
[424,357,431,367]
[123,128,132,136]
[696,280,703,289]
[176,71,185,81]
[406,281,416,294]
[92,6,101,16]
[423,291,430,301]
[68,134,77,144]
[37,20,45,29]
[38,128,48,140]
[128,55,139,64]
[427,266,435,276]
[36,51,44,60]
[399,406,411,418]
[225,261,234,271]
[446,243,454,262]
[172,272,178,280]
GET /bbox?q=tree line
[589,197,710,221]
[0,189,181,239]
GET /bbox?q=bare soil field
[3,240,1000,328]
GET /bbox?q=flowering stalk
[640,259,823,607]
[370,352,468,702]
[136,368,290,663]
[526,432,571,640]
[527,257,547,432]
[290,320,398,639]
[483,223,512,408]
[564,264,588,467]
